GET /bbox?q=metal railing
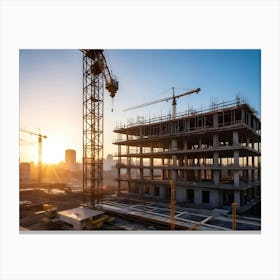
[115,97,257,130]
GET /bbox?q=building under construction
[114,98,261,211]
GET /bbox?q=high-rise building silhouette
[65,149,76,171]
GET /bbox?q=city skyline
[20,49,261,164]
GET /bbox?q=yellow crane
[20,129,47,185]
[81,50,118,208]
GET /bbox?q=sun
[43,141,65,164]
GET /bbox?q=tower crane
[124,87,201,118]
[81,49,118,208]
[20,129,47,185]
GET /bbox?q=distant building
[20,162,30,184]
[65,149,77,171]
[104,153,116,171]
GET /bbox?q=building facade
[114,98,261,209]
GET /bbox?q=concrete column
[241,109,245,124]
[234,190,240,207]
[213,134,219,148]
[127,146,131,183]
[233,171,239,187]
[248,169,252,182]
[248,112,251,128]
[117,145,121,193]
[213,152,219,185]
[199,137,202,149]
[178,158,183,178]
[258,156,261,181]
[213,113,218,128]
[127,158,131,180]
[186,119,190,131]
[246,138,250,149]
[210,190,220,207]
[139,126,143,139]
[252,117,256,131]
[139,145,143,180]
[167,157,171,179]
[213,172,220,185]
[176,188,186,202]
[252,154,255,182]
[184,171,188,181]
[150,146,154,180]
[159,186,166,200]
[233,131,239,146]
[233,137,240,186]
[184,139,188,150]
[242,170,247,183]
[194,189,202,205]
[150,185,155,196]
[184,139,188,180]
[161,158,164,179]
[233,150,239,167]
[171,139,177,183]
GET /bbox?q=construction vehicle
[81,49,118,208]
[124,87,201,118]
[20,129,47,185]
[42,204,58,219]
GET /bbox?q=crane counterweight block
[106,79,119,98]
[84,49,103,60]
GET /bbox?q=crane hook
[111,97,114,112]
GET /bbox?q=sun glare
[43,142,65,164]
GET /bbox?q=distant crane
[20,129,47,185]
[124,87,201,118]
[81,49,118,208]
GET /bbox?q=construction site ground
[20,189,261,231]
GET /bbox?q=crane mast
[81,49,118,208]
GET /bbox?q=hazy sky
[19,49,261,163]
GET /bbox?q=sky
[19,49,261,164]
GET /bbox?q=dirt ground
[20,190,84,230]
[19,189,166,231]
